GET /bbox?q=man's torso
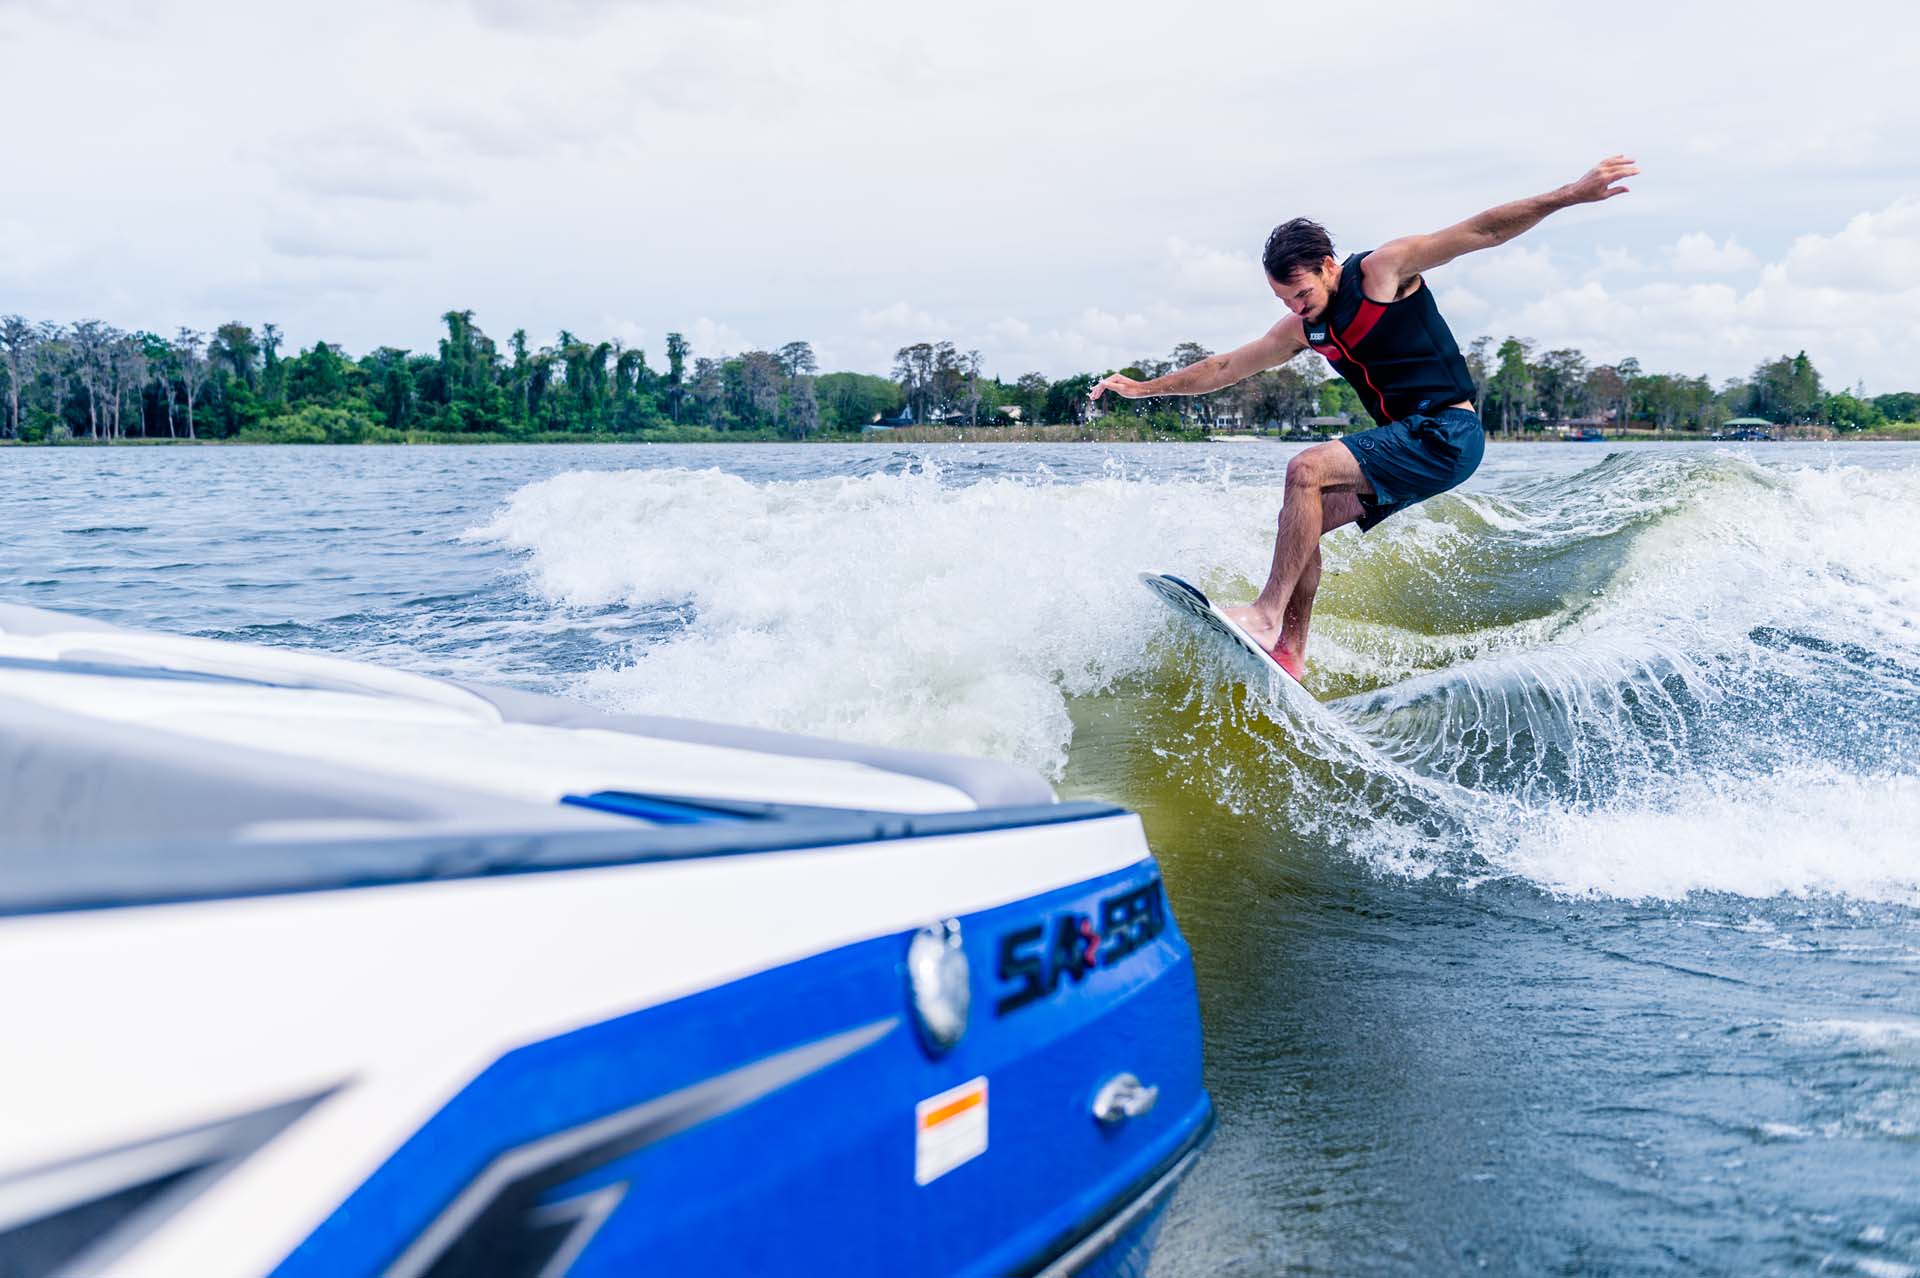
[1302,252,1477,427]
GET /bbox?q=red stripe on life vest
[1327,330,1388,423]
[1340,299,1386,348]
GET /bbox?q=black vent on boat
[0,1089,335,1276]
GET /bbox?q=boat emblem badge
[994,878,1166,1016]
[906,918,971,1054]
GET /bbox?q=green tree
[1533,347,1591,423]
[1008,372,1049,427]
[1872,391,1919,423]
[776,341,817,377]
[173,328,207,440]
[1484,337,1534,435]
[816,371,903,431]
[665,331,690,422]
[1314,376,1365,423]
[1749,351,1823,422]
[1822,392,1884,431]
[0,315,43,440]
[894,342,935,424]
[1586,364,1627,429]
[210,322,260,391]
[1044,374,1095,425]
[261,323,286,408]
[286,341,349,407]
[139,331,176,438]
[363,347,417,430]
[788,376,820,439]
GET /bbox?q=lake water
[4,440,1917,1275]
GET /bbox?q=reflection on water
[4,441,1918,1275]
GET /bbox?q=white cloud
[3,0,1919,392]
[1594,246,1647,274]
[0,218,68,280]
[1456,245,1563,296]
[1777,197,1920,292]
[461,0,755,30]
[604,318,649,347]
[683,316,752,359]
[1075,307,1153,342]
[265,206,430,264]
[859,301,947,334]
[1667,232,1759,273]
[1452,197,1920,388]
[1439,285,1491,326]
[1164,237,1260,302]
[269,134,482,206]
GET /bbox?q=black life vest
[1302,251,1476,426]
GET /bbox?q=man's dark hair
[1262,218,1335,282]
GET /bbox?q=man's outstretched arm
[1365,155,1639,299]
[1090,314,1307,401]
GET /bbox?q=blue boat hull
[278,859,1212,1277]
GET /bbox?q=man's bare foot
[1218,604,1279,651]
[1220,604,1305,681]
[1269,645,1306,681]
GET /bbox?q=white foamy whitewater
[474,448,1920,906]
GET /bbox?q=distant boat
[1713,417,1777,441]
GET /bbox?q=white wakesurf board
[1140,571,1320,710]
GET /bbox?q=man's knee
[1285,442,1357,491]
[1283,452,1320,490]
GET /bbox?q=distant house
[862,405,915,433]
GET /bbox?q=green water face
[1055,448,1920,1275]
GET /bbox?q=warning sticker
[914,1076,988,1185]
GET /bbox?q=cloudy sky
[3,0,1916,390]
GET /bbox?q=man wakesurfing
[1091,155,1638,679]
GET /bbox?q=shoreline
[6,429,1917,448]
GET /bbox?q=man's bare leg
[1222,447,1371,675]
[1263,488,1370,675]
[1269,547,1321,679]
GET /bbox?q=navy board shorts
[1339,406,1486,530]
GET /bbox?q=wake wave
[472,448,1920,905]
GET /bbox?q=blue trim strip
[559,793,756,825]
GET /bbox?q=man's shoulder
[1357,248,1418,303]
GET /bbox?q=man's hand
[1562,155,1638,205]
[1089,374,1150,402]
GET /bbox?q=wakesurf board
[1140,571,1319,709]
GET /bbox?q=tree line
[0,309,1911,444]
[1099,338,1913,435]
[1459,339,1909,435]
[0,312,890,443]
